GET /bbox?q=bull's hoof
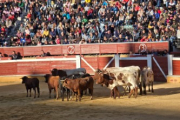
[34,96,36,98]
[49,96,51,98]
[128,95,131,98]
[152,90,154,93]
[26,95,28,97]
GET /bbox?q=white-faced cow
[105,66,142,95]
[94,69,139,99]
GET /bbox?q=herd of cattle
[21,66,154,101]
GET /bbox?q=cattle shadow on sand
[147,87,180,96]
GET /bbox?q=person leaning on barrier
[9,51,18,60]
[0,52,3,58]
[40,50,47,57]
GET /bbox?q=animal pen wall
[0,42,171,82]
[0,55,169,82]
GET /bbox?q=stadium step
[167,75,180,83]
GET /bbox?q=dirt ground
[0,80,180,120]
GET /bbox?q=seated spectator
[63,38,69,44]
[30,40,37,46]
[79,39,87,44]
[19,24,25,34]
[31,34,40,44]
[37,40,42,46]
[10,37,17,46]
[59,32,66,43]
[18,0,25,10]
[43,28,49,37]
[25,26,30,36]
[16,30,22,39]
[25,35,31,45]
[20,36,26,46]
[82,15,88,25]
[55,35,60,44]
[140,36,148,42]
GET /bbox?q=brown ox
[63,76,94,102]
[44,74,60,100]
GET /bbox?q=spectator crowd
[0,0,24,46]
[0,0,179,47]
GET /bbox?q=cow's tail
[84,68,86,74]
[139,70,143,95]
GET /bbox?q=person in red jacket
[140,36,148,42]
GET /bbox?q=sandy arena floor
[0,80,180,120]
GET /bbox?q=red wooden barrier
[152,56,168,82]
[3,47,24,56]
[120,60,147,70]
[173,60,180,75]
[0,0,13,3]
[42,46,62,55]
[0,57,12,60]
[0,63,17,75]
[0,56,168,82]
[0,60,76,76]
[0,42,169,57]
[81,56,98,74]
[23,46,42,56]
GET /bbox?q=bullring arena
[1,43,180,120]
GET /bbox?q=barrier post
[167,54,173,75]
[147,55,152,69]
[115,54,119,67]
[76,55,81,68]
